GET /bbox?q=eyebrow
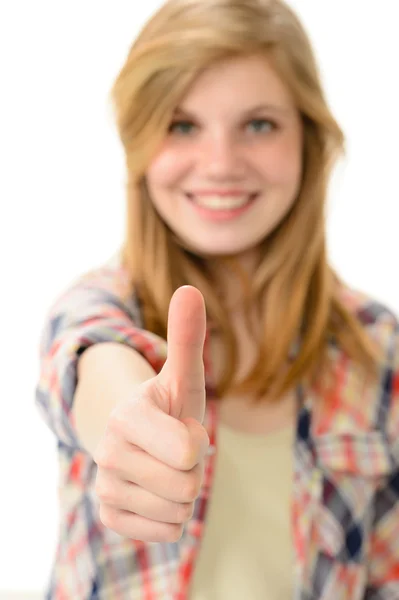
[173,103,293,118]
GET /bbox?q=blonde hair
[110,0,381,402]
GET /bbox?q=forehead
[177,54,295,112]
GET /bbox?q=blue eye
[247,119,275,133]
[167,118,277,136]
[168,120,195,135]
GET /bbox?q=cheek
[260,136,302,184]
[147,147,188,189]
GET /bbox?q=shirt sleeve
[365,320,399,598]
[35,263,167,451]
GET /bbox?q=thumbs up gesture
[94,286,210,543]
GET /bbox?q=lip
[187,189,257,197]
[184,191,259,222]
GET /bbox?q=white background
[1,1,398,597]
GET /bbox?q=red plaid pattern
[36,260,399,599]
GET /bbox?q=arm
[73,342,156,456]
[365,322,399,598]
[35,263,167,454]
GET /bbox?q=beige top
[189,423,295,600]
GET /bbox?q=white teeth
[190,194,253,210]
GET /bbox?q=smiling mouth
[185,192,258,210]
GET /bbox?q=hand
[93,286,209,543]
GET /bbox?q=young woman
[36,0,399,598]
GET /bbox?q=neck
[209,249,260,316]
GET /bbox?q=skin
[146,53,304,262]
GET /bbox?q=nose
[200,133,245,180]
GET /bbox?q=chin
[182,237,259,259]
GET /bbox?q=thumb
[159,285,207,423]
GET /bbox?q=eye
[168,120,196,135]
[247,118,276,133]
[167,118,277,136]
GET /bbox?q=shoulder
[50,252,139,316]
[40,253,146,352]
[336,280,398,366]
[313,280,399,439]
[310,282,399,479]
[337,279,398,332]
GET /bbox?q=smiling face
[145,54,304,257]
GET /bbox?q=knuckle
[176,432,197,471]
[94,447,118,471]
[99,505,116,530]
[93,433,123,471]
[180,473,201,502]
[92,443,105,467]
[175,501,195,523]
[162,523,184,543]
[107,408,127,438]
[95,476,115,504]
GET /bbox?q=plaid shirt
[36,261,399,599]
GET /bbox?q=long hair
[110,0,381,402]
